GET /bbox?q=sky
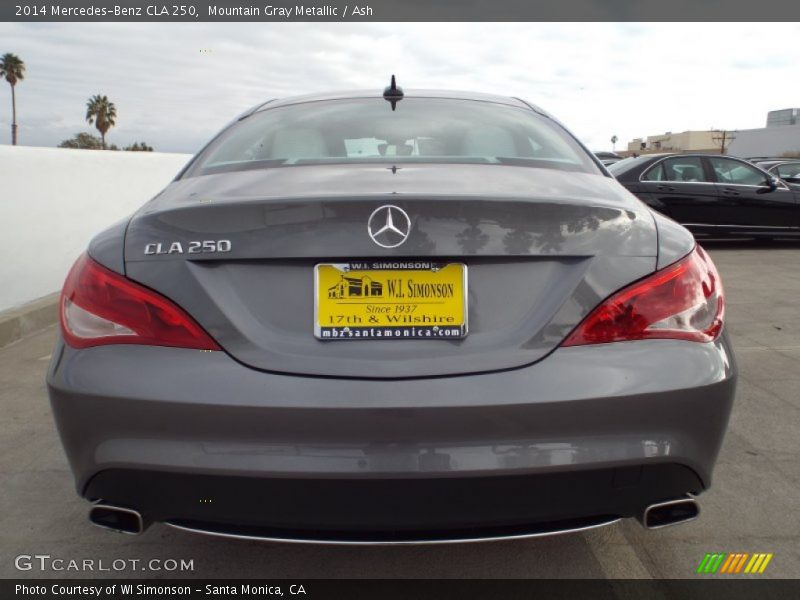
[1,22,799,153]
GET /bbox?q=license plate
[314,262,468,340]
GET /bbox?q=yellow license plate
[315,262,468,340]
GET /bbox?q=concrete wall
[0,145,192,313]
[727,125,800,158]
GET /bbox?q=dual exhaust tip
[88,496,700,537]
[88,503,149,535]
[640,496,699,529]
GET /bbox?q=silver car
[47,83,735,543]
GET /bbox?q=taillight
[60,253,220,350]
[562,245,724,347]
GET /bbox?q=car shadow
[142,521,612,578]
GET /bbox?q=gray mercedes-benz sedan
[47,83,736,543]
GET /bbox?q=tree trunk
[101,131,106,150]
[11,84,17,145]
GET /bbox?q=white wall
[0,145,192,313]
[727,125,800,158]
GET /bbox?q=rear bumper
[47,332,736,539]
[87,464,700,542]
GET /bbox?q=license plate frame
[314,261,468,341]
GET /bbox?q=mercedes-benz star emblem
[367,205,411,248]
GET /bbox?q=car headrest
[681,165,702,181]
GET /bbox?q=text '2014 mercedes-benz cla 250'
[47,79,736,543]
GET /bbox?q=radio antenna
[383,75,404,111]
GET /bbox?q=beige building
[626,130,719,155]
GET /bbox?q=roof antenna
[383,75,404,111]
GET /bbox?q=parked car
[47,83,735,543]
[594,150,623,166]
[609,153,799,239]
[749,158,800,191]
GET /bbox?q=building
[328,275,383,299]
[726,124,800,158]
[725,108,800,157]
[626,108,800,158]
[767,108,799,128]
[626,130,719,155]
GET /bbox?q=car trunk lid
[124,164,657,378]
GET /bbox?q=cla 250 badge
[144,240,232,255]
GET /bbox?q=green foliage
[58,132,104,149]
[0,53,25,85]
[124,141,154,152]
[59,133,151,152]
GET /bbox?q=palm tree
[0,53,26,145]
[610,135,618,151]
[85,94,117,149]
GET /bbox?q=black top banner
[3,0,800,22]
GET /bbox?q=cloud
[0,22,798,152]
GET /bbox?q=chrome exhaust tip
[89,503,149,535]
[640,496,699,529]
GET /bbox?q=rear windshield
[184,98,600,177]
